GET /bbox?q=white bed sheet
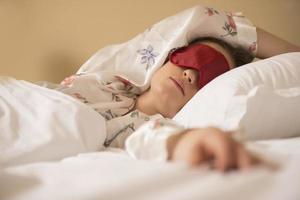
[1,137,300,200]
[1,77,300,200]
[0,77,106,167]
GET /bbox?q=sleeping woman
[55,28,298,171]
[57,37,256,171]
[1,5,299,170]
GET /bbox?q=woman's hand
[167,127,258,171]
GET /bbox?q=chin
[158,105,179,119]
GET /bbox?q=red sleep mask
[169,43,230,89]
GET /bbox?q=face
[150,61,198,118]
[148,42,234,118]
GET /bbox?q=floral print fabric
[57,73,182,151]
[76,5,257,93]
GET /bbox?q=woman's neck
[135,89,158,116]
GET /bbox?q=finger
[187,144,206,167]
[205,134,237,171]
[217,139,237,171]
[236,145,257,170]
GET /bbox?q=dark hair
[188,37,254,67]
[165,37,254,67]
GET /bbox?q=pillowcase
[173,52,300,140]
[234,85,300,140]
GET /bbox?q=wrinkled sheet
[0,77,106,167]
[1,137,300,200]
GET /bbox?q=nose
[182,69,198,85]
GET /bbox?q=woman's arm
[126,118,257,171]
[256,27,300,59]
[167,127,258,171]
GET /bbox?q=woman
[55,36,254,171]
[52,5,300,171]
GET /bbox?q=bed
[1,5,300,200]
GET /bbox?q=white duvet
[0,77,106,167]
[1,76,300,200]
[1,139,300,200]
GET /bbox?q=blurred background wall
[0,0,299,83]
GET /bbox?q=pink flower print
[227,15,237,32]
[115,76,132,87]
[152,120,164,129]
[248,42,257,53]
[114,75,134,91]
[60,75,76,86]
[221,14,237,37]
[205,7,219,16]
[72,93,89,103]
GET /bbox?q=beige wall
[0,0,299,83]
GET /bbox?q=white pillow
[173,52,300,140]
[235,85,300,140]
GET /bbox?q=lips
[169,77,185,96]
